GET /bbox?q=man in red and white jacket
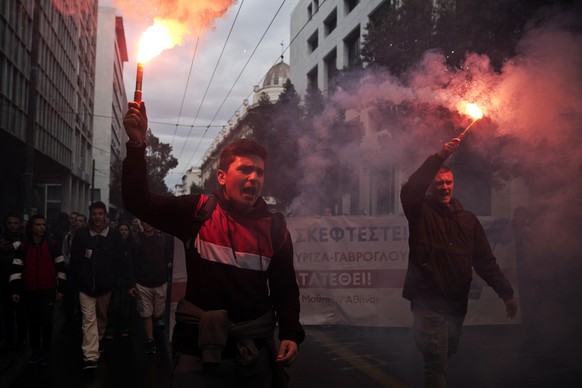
[123,101,304,387]
[10,214,65,366]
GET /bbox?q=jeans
[412,306,465,388]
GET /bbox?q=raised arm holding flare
[401,137,518,388]
[123,101,304,387]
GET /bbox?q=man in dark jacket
[70,201,122,370]
[123,101,304,387]
[0,213,26,351]
[401,138,518,388]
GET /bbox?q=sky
[106,0,300,188]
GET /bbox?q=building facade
[0,0,97,221]
[199,60,290,189]
[92,7,128,217]
[289,0,528,216]
[290,0,384,95]
[174,166,202,196]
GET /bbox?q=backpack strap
[186,195,217,251]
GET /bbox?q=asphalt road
[1,307,579,387]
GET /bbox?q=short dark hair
[25,214,46,241]
[5,212,21,223]
[89,201,107,213]
[438,165,452,174]
[219,139,267,171]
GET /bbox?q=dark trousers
[171,347,276,388]
[106,278,134,336]
[0,283,27,347]
[24,288,56,351]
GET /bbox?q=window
[308,3,313,19]
[324,9,337,37]
[344,0,359,14]
[307,30,318,53]
[344,26,361,68]
[324,48,337,93]
[307,65,318,90]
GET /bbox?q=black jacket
[70,226,123,296]
[401,154,514,315]
[127,231,169,288]
[122,143,305,347]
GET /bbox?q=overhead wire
[173,0,246,166]
[179,0,288,176]
[171,0,326,184]
[182,0,315,175]
[170,36,201,148]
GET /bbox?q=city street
[1,305,579,388]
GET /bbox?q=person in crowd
[68,212,79,231]
[104,221,135,339]
[62,211,82,322]
[0,213,26,352]
[322,207,334,217]
[10,214,65,365]
[49,212,69,252]
[123,100,304,387]
[70,202,123,370]
[76,213,87,229]
[400,137,518,388]
[130,218,143,239]
[127,221,171,354]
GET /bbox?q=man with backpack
[10,214,66,365]
[123,101,304,387]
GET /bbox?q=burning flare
[458,102,484,140]
[137,23,174,63]
[128,0,237,101]
[133,21,179,102]
[465,103,483,120]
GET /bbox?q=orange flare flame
[137,22,175,63]
[457,102,484,140]
[465,103,483,120]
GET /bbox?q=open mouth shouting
[242,185,258,200]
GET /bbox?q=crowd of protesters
[0,206,173,370]
[1,131,535,388]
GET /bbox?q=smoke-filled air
[113,0,236,46]
[294,7,581,222]
[291,5,581,349]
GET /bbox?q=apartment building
[1,1,129,222]
[289,0,384,95]
[93,7,128,215]
[199,60,290,188]
[288,0,528,216]
[0,0,97,220]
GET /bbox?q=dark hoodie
[401,154,514,315]
[122,143,305,350]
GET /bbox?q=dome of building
[262,60,289,88]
